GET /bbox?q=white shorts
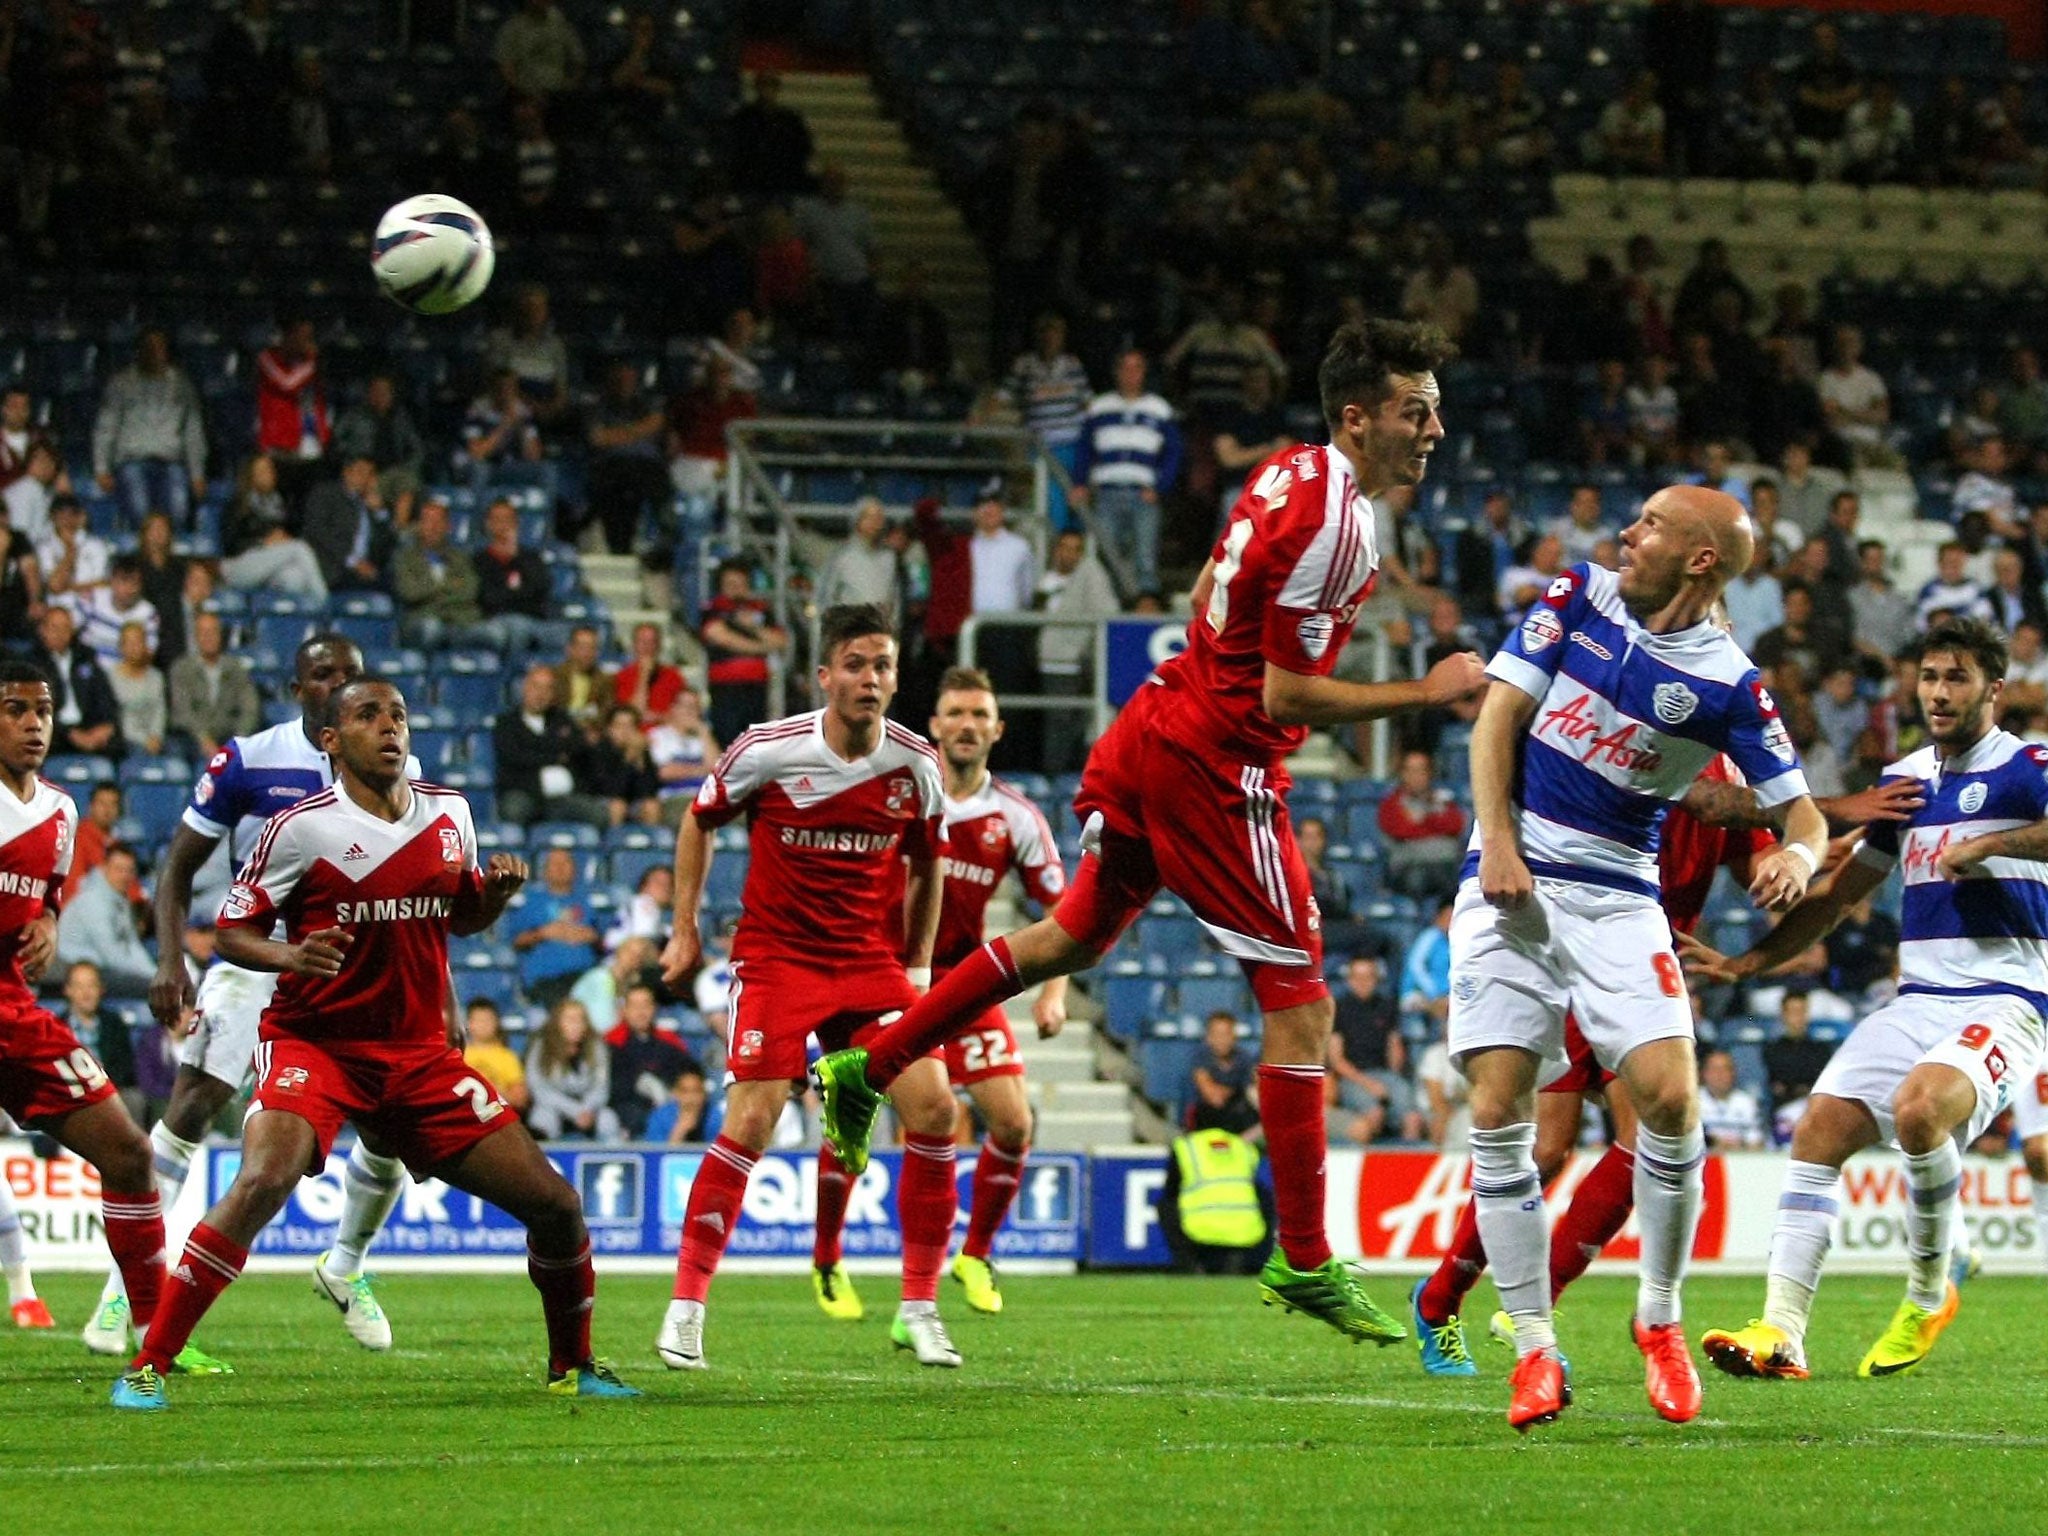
[178,963,278,1088]
[2015,1064,2048,1142]
[1447,877,1692,1079]
[1810,991,2044,1149]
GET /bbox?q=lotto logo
[274,1066,310,1093]
[576,1157,643,1225]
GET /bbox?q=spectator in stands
[332,374,425,521]
[1073,350,1179,600]
[1673,237,1752,337]
[1988,546,2041,634]
[1496,533,1566,622]
[1751,340,1829,468]
[1698,1049,1766,1149]
[461,1000,531,1115]
[1915,541,1993,630]
[665,348,758,538]
[1718,64,1795,180]
[107,621,165,756]
[68,555,159,671]
[600,9,679,128]
[31,605,120,758]
[607,982,696,1138]
[391,494,484,650]
[1035,529,1119,774]
[506,96,561,236]
[1752,582,1828,683]
[1399,228,1480,346]
[1788,19,1860,178]
[494,0,585,104]
[1826,894,1901,1005]
[133,512,187,666]
[474,496,550,656]
[1810,662,1868,765]
[648,692,717,826]
[613,621,686,723]
[513,847,602,1010]
[1954,435,2022,536]
[59,960,139,1118]
[91,328,206,533]
[794,163,876,338]
[1999,346,2048,469]
[606,866,672,953]
[302,455,393,594]
[578,360,669,557]
[1473,59,1552,170]
[699,561,788,747]
[483,287,572,430]
[1545,484,1609,566]
[2006,622,2048,716]
[1625,352,1681,468]
[1400,57,1473,176]
[1211,363,1292,527]
[725,69,813,199]
[1189,1011,1259,1137]
[1975,78,2044,190]
[1400,897,1454,1036]
[816,498,902,619]
[221,453,325,598]
[1378,751,1467,900]
[169,609,259,762]
[1842,75,1913,185]
[571,934,656,1033]
[57,843,152,996]
[0,383,54,494]
[970,492,1041,754]
[1773,440,1835,538]
[1590,69,1666,173]
[1295,815,1351,924]
[866,258,952,390]
[3,440,60,552]
[653,1066,714,1144]
[525,1000,618,1141]
[1330,957,1421,1143]
[1165,285,1287,429]
[495,663,608,829]
[0,504,42,644]
[555,624,612,727]
[1004,313,1091,529]
[1764,990,1833,1116]
[196,0,289,175]
[461,367,557,508]
[1675,332,1751,452]
[64,782,122,901]
[37,493,109,600]
[1818,324,1895,468]
[1575,359,1633,468]
[584,703,661,828]
[284,47,338,179]
[753,204,816,331]
[254,319,329,502]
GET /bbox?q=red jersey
[222,781,482,1043]
[929,772,1066,969]
[1155,442,1379,763]
[693,711,946,969]
[0,778,73,1010]
[1659,754,1776,935]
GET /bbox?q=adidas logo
[793,777,813,790]
[171,1263,193,1284]
[696,1212,726,1234]
[342,843,368,862]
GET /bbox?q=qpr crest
[1959,781,1988,815]
[1651,681,1698,725]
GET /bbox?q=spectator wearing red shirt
[612,621,686,726]
[254,318,329,505]
[1376,749,1467,900]
[698,560,789,746]
[65,780,125,903]
[753,205,814,330]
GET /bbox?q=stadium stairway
[776,72,992,377]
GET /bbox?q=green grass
[2,1271,2043,1534]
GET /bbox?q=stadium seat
[256,614,316,659]
[117,755,192,786]
[1139,1034,1204,1124]
[1175,975,1250,1022]
[1100,971,1167,1044]
[438,674,507,718]
[530,821,601,849]
[44,755,116,791]
[609,846,672,892]
[124,783,190,841]
[702,855,749,908]
[332,614,400,653]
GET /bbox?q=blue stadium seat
[256,613,315,659]
[334,592,396,618]
[254,591,324,617]
[610,846,672,892]
[1139,1035,1204,1124]
[410,729,459,774]
[1136,914,1203,963]
[44,755,116,791]
[438,674,507,718]
[117,755,191,786]
[603,824,664,851]
[332,614,399,653]
[125,783,189,841]
[1176,975,1250,1022]
[530,821,601,849]
[1100,971,1167,1043]
[456,967,522,1009]
[703,855,749,908]
[474,823,528,853]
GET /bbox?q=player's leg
[810,1141,862,1320]
[44,1095,163,1343]
[428,1121,638,1397]
[885,1056,964,1366]
[1549,1077,1639,1304]
[2009,1065,2048,1271]
[311,1134,405,1350]
[0,1173,49,1327]
[2027,1131,2048,1272]
[955,1065,1032,1314]
[663,1072,790,1368]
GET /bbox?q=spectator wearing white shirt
[815,497,902,618]
[1698,1050,1767,1149]
[1035,529,1119,773]
[1417,1032,1471,1148]
[1723,543,1786,652]
[36,494,110,599]
[3,440,62,548]
[1953,435,2022,537]
[1818,324,1896,467]
[2005,621,2048,715]
[1495,533,1565,621]
[1004,313,1092,529]
[1544,483,1610,566]
[64,556,160,669]
[1915,541,1994,630]
[1072,350,1182,598]
[969,493,1038,618]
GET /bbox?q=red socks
[962,1137,1027,1262]
[897,1134,958,1304]
[672,1135,757,1304]
[1416,1198,1488,1326]
[528,1241,596,1376]
[100,1191,166,1333]
[134,1221,245,1373]
[813,1144,853,1269]
[1550,1142,1636,1300]
[1257,1064,1333,1271]
[865,940,1022,1086]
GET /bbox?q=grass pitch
[1,1271,2041,1534]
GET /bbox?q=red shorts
[0,1001,119,1125]
[1540,1013,1617,1096]
[944,1006,1025,1087]
[725,956,926,1083]
[249,1035,515,1175]
[1055,686,1325,1012]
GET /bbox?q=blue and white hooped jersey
[1466,562,1810,898]
[183,718,422,867]
[1855,728,2048,1017]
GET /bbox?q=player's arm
[659,808,713,984]
[1262,654,1487,728]
[902,844,942,983]
[1470,675,1541,909]
[214,921,353,977]
[449,854,529,936]
[1680,776,1923,833]
[1677,852,1887,985]
[149,822,222,1026]
[1938,816,2048,876]
[19,879,59,986]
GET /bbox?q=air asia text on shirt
[1534,691,1666,774]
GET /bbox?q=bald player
[1448,486,1828,1430]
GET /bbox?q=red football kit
[221,780,514,1171]
[926,772,1065,1086]
[692,711,946,1082]
[1056,442,1380,1012]
[0,777,113,1123]
[1546,754,1777,1094]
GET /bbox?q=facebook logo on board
[1010,1162,1075,1227]
[576,1157,642,1226]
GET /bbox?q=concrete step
[1025,1051,1100,1084]
[1034,1109,1136,1152]
[1029,1080,1129,1113]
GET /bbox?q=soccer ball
[370,194,495,315]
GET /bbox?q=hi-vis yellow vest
[1172,1129,1266,1248]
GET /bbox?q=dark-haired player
[0,660,167,1360]
[84,634,419,1365]
[111,676,638,1408]
[818,320,1487,1347]
[657,604,962,1368]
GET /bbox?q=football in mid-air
[371,194,495,315]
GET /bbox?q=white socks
[1902,1140,1962,1311]
[1469,1122,1551,1355]
[1763,1159,1841,1346]
[1633,1126,1705,1328]
[0,1181,33,1304]
[323,1146,406,1279]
